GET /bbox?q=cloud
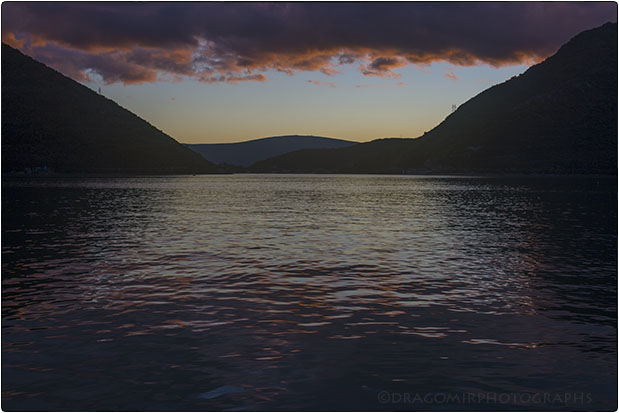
[308,80,336,88]
[361,56,407,78]
[443,71,458,81]
[413,64,432,74]
[19,42,159,84]
[2,2,616,84]
[197,73,268,84]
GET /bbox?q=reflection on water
[2,175,617,410]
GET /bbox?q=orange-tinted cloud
[1,2,615,84]
[443,71,458,81]
[360,56,407,78]
[197,73,267,84]
[2,32,26,49]
[308,80,336,88]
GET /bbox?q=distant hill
[187,135,358,167]
[251,22,617,174]
[2,44,217,174]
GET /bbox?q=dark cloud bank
[2,2,616,84]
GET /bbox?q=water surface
[2,175,617,410]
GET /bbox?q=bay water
[2,175,616,410]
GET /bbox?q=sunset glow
[2,2,616,143]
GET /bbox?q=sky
[2,2,616,144]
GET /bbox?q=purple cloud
[2,2,616,84]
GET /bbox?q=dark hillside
[188,135,357,167]
[251,23,617,174]
[251,138,409,173]
[2,43,217,174]
[405,21,618,174]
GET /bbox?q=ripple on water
[2,175,616,410]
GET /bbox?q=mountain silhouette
[2,43,217,174]
[187,135,358,167]
[251,23,617,174]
